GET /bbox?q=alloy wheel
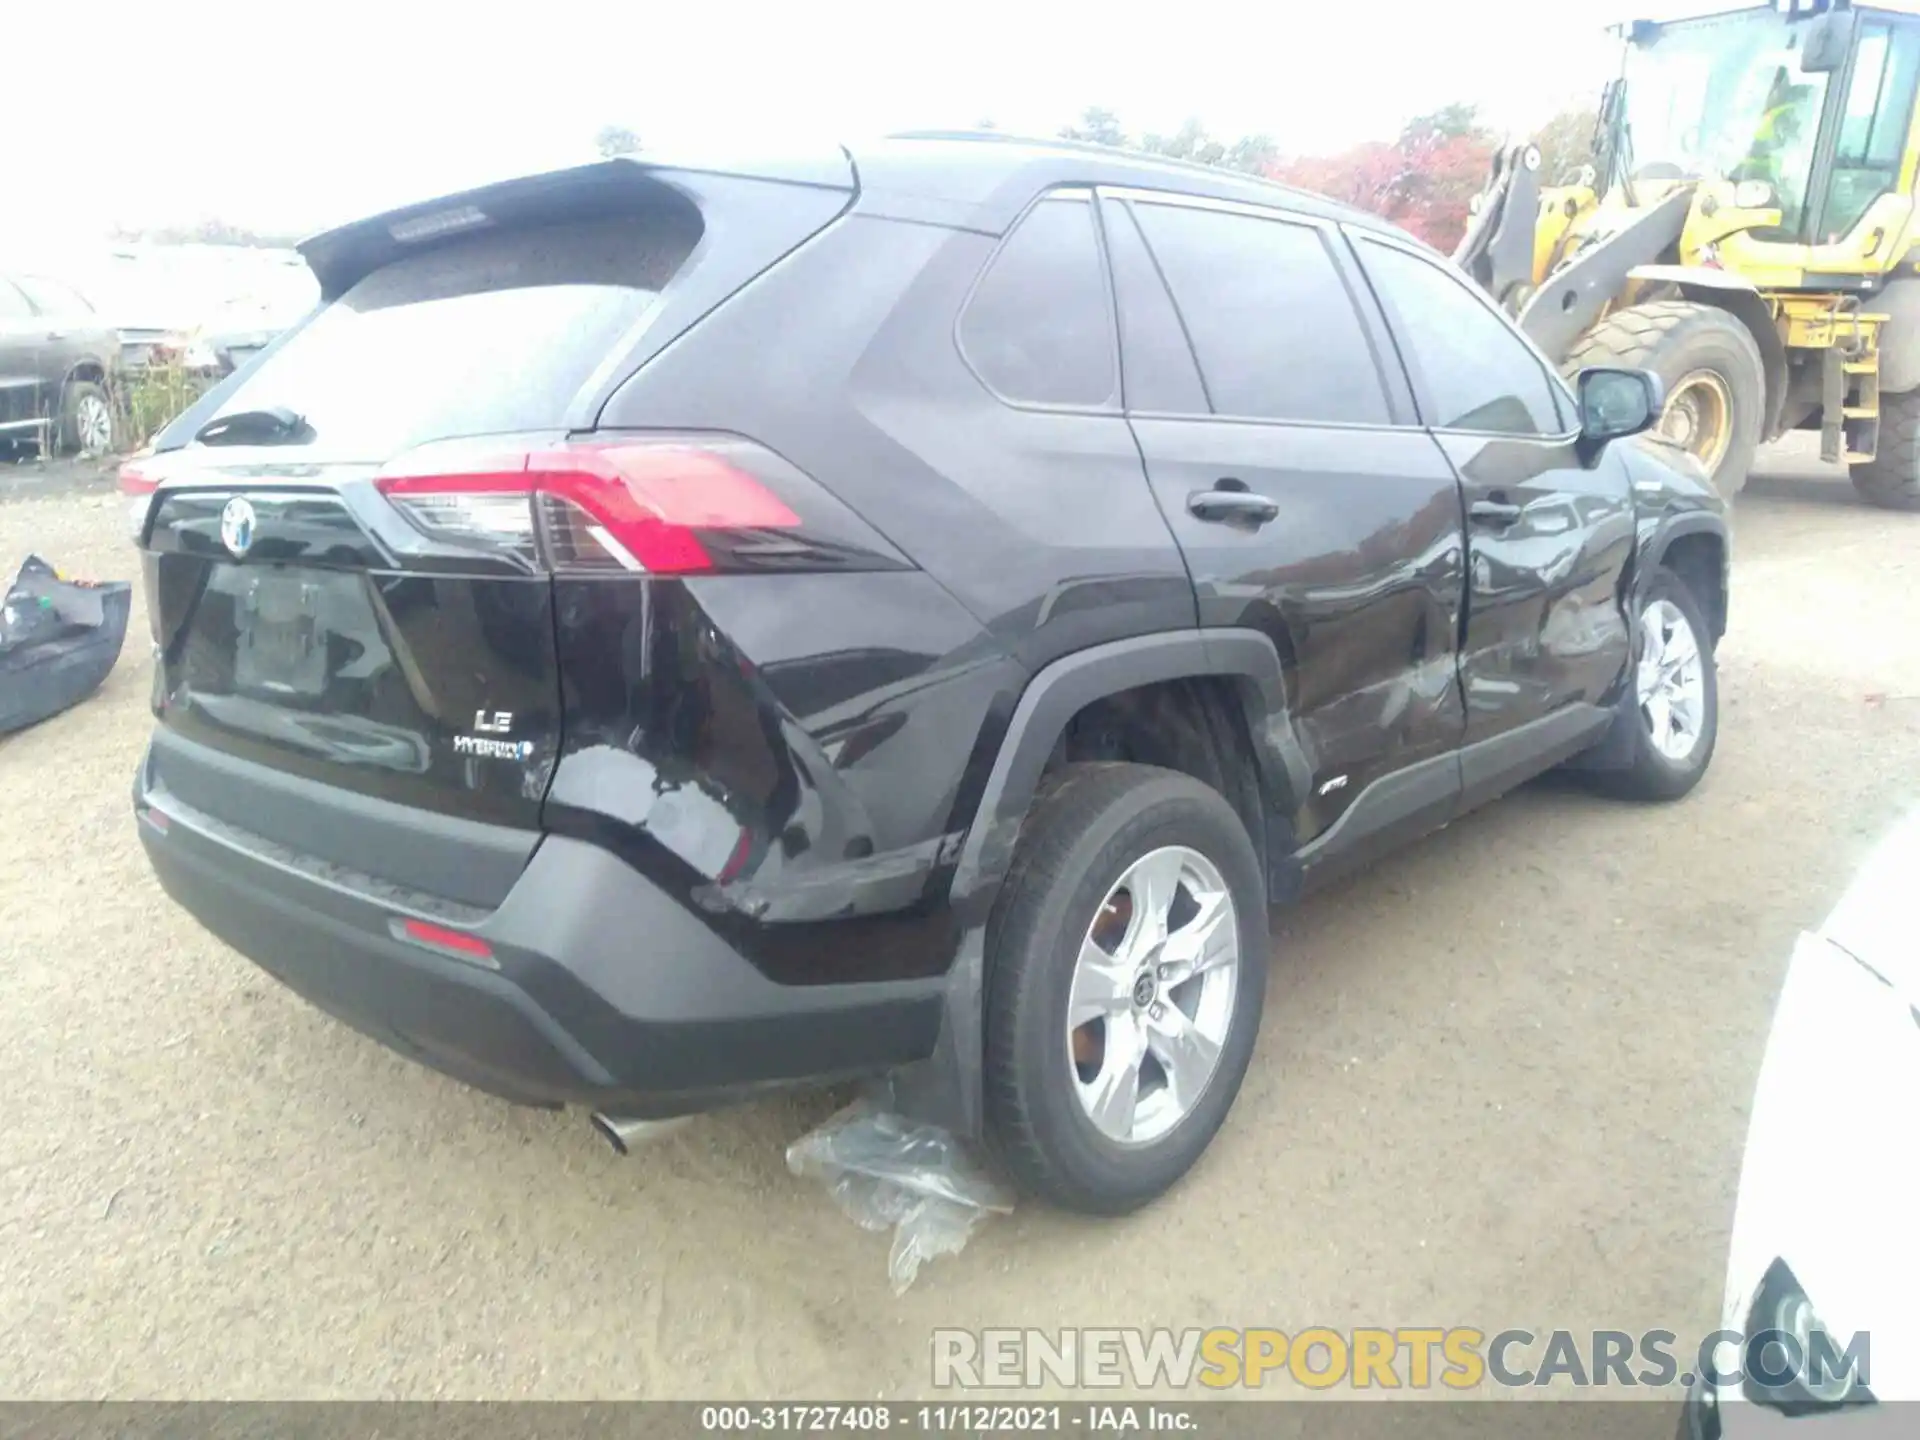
[76,393,112,457]
[1637,598,1706,763]
[1065,845,1240,1146]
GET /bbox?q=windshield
[1622,8,1830,238]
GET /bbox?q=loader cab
[1617,2,1920,250]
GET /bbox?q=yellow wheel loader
[1456,0,1920,508]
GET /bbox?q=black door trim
[1297,702,1610,892]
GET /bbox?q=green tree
[1138,118,1226,167]
[1401,103,1490,147]
[1059,108,1277,176]
[109,219,304,248]
[1059,106,1125,147]
[1225,133,1280,175]
[595,125,642,158]
[1534,106,1603,185]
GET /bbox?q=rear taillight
[375,436,806,575]
[120,455,159,542]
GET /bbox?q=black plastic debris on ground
[0,556,132,734]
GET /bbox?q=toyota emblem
[220,496,257,559]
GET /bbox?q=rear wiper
[194,406,313,446]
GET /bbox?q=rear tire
[1592,567,1719,802]
[983,764,1268,1215]
[1564,301,1765,502]
[1849,388,1920,511]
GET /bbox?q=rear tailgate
[141,467,565,832]
[133,156,855,885]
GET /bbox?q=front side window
[0,281,31,322]
[1357,239,1565,437]
[15,276,95,316]
[958,195,1118,409]
[1821,21,1920,241]
[1129,201,1389,425]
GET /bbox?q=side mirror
[1801,10,1858,74]
[1577,366,1664,456]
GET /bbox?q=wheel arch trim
[888,629,1306,1142]
[947,628,1309,913]
[1641,510,1730,641]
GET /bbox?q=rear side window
[203,213,700,458]
[1102,199,1209,415]
[1129,202,1389,425]
[0,281,29,321]
[959,196,1117,408]
[1356,238,1565,435]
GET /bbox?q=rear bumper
[134,743,947,1116]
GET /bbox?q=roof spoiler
[297,149,855,300]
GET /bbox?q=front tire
[1849,388,1920,511]
[984,764,1268,1215]
[1594,568,1719,801]
[57,380,113,458]
[1565,301,1765,502]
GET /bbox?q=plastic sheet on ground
[787,1100,1014,1295]
[0,555,132,734]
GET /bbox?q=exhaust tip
[591,1112,690,1155]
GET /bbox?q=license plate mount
[235,571,327,697]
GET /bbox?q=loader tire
[1564,301,1766,502]
[1849,389,1920,511]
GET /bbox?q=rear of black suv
[129,150,1019,1123]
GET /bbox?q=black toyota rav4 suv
[128,133,1728,1215]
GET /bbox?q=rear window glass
[203,214,699,458]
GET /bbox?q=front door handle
[1188,488,1281,526]
[1469,499,1523,527]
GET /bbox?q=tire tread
[982,762,1265,1214]
[1590,567,1719,803]
[982,764,1159,1205]
[1851,388,1920,511]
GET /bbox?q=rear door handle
[1469,500,1523,527]
[1188,488,1281,526]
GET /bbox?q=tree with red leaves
[1053,101,1600,256]
[1268,106,1498,252]
[1270,142,1405,216]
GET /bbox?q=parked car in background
[0,273,118,456]
[1682,808,1920,1436]
[126,136,1730,1215]
[198,292,298,373]
[87,244,317,377]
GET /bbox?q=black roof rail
[880,128,1328,205]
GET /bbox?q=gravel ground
[1,440,1916,1400]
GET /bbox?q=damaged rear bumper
[134,738,948,1117]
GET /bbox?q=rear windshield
[202,212,700,458]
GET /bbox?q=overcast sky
[10,0,1711,249]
